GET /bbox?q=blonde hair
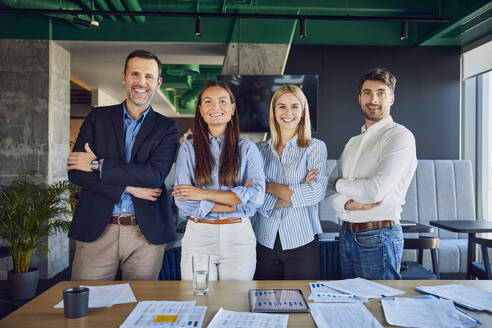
[269,85,311,148]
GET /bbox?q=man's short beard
[364,113,383,122]
[127,91,153,108]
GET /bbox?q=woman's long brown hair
[193,81,241,187]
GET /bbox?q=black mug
[63,287,89,318]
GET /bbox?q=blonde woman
[253,85,328,280]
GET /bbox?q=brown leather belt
[342,220,397,233]
[188,216,243,224]
[109,214,137,225]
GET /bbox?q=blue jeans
[339,223,403,280]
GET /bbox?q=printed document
[417,284,492,312]
[309,303,383,328]
[207,308,288,328]
[308,282,368,303]
[54,283,137,308]
[382,296,479,328]
[323,278,404,298]
[119,301,207,328]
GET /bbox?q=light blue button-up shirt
[109,103,151,215]
[174,136,265,220]
[253,136,328,250]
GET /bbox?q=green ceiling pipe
[94,0,117,21]
[122,0,145,23]
[167,64,200,76]
[106,0,132,22]
[180,89,200,111]
[0,0,91,27]
[78,0,104,21]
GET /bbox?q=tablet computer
[248,289,309,313]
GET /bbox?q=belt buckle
[189,217,198,223]
[116,214,135,225]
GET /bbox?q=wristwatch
[90,159,100,171]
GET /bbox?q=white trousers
[180,218,256,281]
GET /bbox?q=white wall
[463,40,492,79]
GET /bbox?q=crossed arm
[172,141,265,218]
[327,129,416,211]
[172,179,253,213]
[266,169,318,208]
[67,142,163,201]
[67,110,180,202]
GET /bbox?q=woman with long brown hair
[172,81,265,281]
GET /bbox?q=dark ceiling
[0,0,491,47]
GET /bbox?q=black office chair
[401,237,440,280]
[470,236,492,279]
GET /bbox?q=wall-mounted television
[217,75,318,133]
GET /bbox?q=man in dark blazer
[67,50,179,280]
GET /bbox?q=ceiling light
[299,18,306,38]
[73,17,99,28]
[400,21,408,40]
[195,16,202,36]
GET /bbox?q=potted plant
[0,180,75,300]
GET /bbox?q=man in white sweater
[327,67,417,280]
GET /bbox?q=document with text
[119,301,207,328]
[308,282,368,303]
[309,303,383,328]
[382,296,480,328]
[206,308,288,328]
[322,278,404,298]
[416,284,492,312]
[53,283,137,308]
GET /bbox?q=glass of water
[192,254,210,295]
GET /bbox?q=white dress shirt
[327,116,417,223]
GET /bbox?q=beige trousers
[71,224,165,281]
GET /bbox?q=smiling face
[358,79,394,126]
[198,86,236,130]
[274,92,304,134]
[122,57,162,111]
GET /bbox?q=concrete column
[221,18,296,75]
[92,88,119,107]
[221,43,291,75]
[0,39,70,279]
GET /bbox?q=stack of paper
[54,283,137,308]
[207,308,288,328]
[309,303,383,328]
[381,295,480,328]
[322,278,405,298]
[308,282,368,303]
[120,301,207,328]
[416,284,492,312]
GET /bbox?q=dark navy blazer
[68,102,180,245]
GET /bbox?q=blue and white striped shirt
[174,136,265,220]
[253,136,328,250]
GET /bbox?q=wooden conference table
[1,280,491,328]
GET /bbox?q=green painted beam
[144,0,439,17]
[419,0,492,46]
[0,1,489,46]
